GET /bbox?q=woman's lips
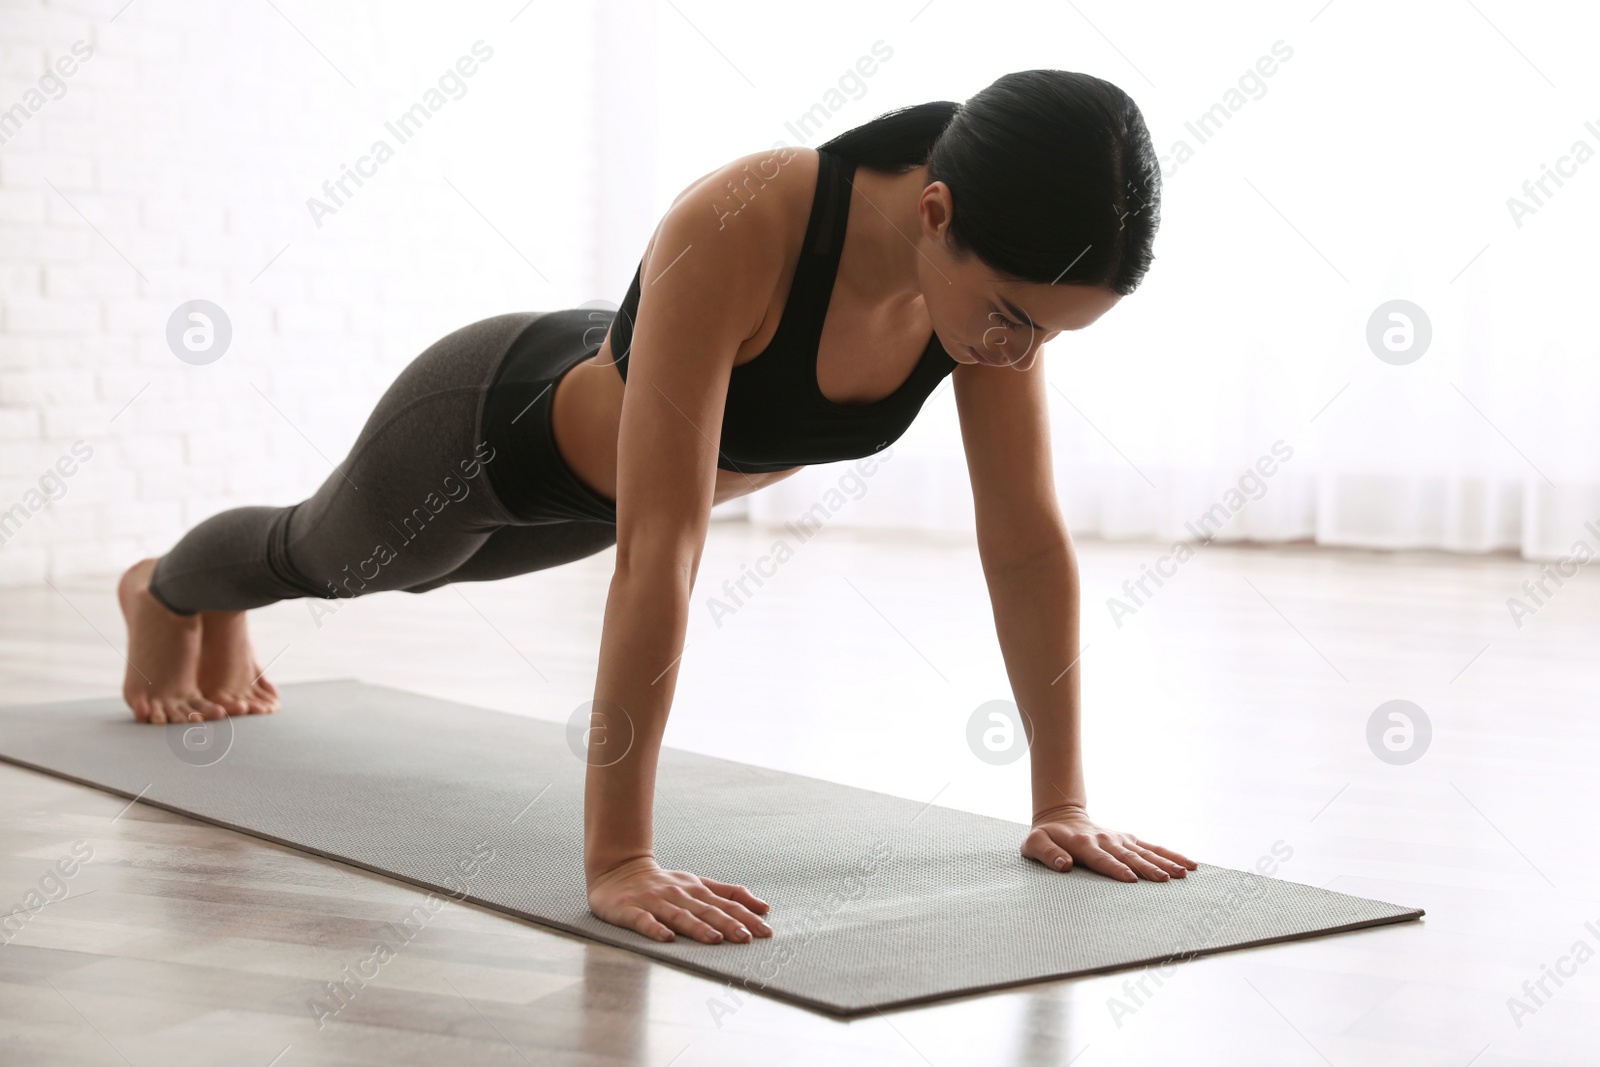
[967,344,1002,367]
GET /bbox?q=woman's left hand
[1021,804,1197,882]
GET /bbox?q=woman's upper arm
[611,153,791,578]
[953,356,1069,568]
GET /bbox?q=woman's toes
[181,696,224,721]
[204,689,254,716]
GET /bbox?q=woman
[118,69,1197,946]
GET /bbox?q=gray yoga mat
[0,680,1422,1016]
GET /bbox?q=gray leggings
[148,313,617,615]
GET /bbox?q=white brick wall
[0,0,649,586]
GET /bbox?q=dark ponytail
[817,71,1160,296]
[814,100,962,172]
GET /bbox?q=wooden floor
[1,524,1596,1066]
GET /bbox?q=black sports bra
[606,147,959,474]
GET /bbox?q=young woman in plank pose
[119,69,1196,944]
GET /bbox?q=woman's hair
[816,71,1160,296]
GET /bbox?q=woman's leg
[399,520,617,593]
[121,313,538,724]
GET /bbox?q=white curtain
[607,0,1600,562]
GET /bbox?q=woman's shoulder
[670,144,821,218]
[630,146,821,332]
[651,145,820,263]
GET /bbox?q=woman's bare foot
[196,610,280,716]
[118,558,227,724]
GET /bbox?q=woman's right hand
[587,856,773,944]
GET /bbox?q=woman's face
[914,180,1122,372]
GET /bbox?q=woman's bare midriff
[548,331,805,509]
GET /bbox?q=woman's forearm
[583,561,692,882]
[996,537,1198,883]
[983,537,1086,821]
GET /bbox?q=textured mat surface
[0,680,1423,1015]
